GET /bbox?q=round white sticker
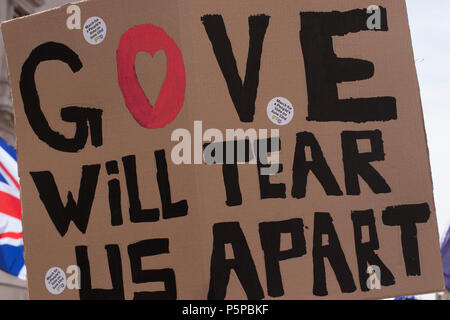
[267,97,294,126]
[45,267,66,295]
[83,17,107,45]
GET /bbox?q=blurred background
[0,0,448,300]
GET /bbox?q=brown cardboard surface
[1,0,444,300]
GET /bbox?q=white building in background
[0,0,73,300]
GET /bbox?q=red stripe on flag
[0,191,21,220]
[0,232,22,240]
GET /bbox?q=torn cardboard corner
[1,0,444,300]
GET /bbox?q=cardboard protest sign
[1,0,444,299]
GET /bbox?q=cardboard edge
[0,0,90,29]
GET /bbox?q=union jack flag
[0,137,25,280]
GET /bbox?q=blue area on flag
[0,173,7,185]
[0,245,25,277]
